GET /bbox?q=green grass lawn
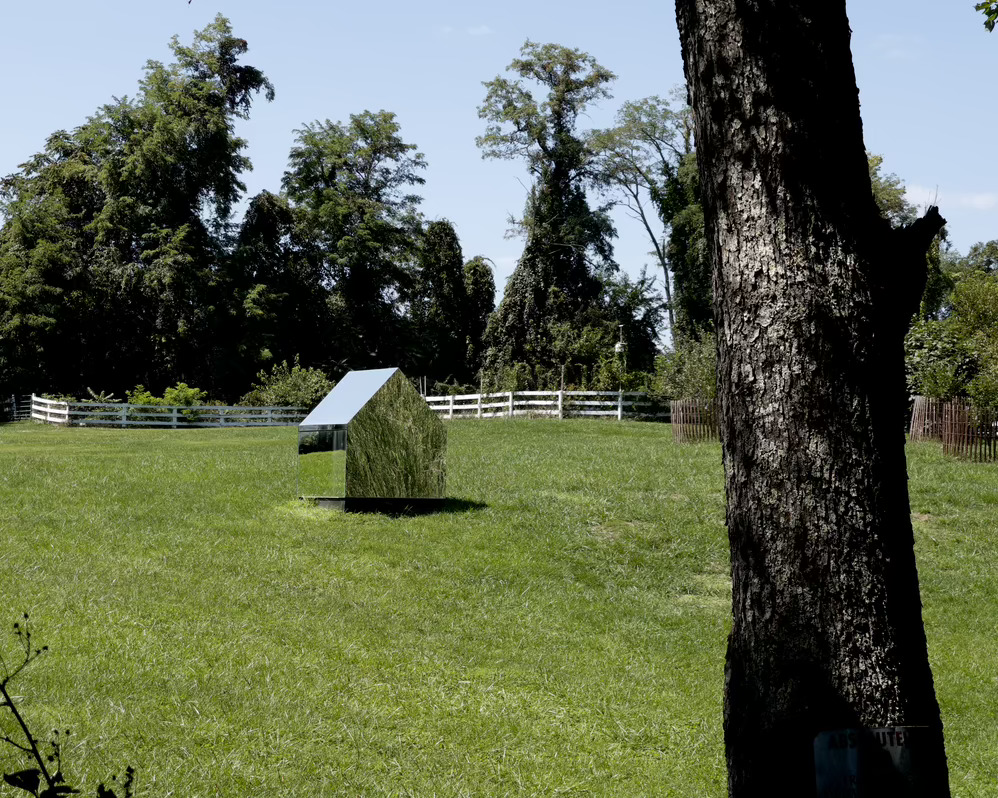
[0,421,994,796]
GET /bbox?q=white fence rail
[425,390,669,421]
[30,395,306,429]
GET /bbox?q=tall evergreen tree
[411,220,473,384]
[462,256,496,381]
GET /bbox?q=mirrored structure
[297,368,446,512]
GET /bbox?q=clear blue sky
[2,1,995,308]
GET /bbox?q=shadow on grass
[307,497,488,516]
[439,497,488,514]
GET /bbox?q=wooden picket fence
[941,401,998,462]
[424,390,669,421]
[909,396,944,441]
[670,398,719,442]
[30,395,306,428]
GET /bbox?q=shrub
[967,344,998,409]
[904,320,978,400]
[85,388,119,404]
[125,383,209,422]
[430,380,478,396]
[162,383,207,408]
[239,357,334,410]
[125,385,164,406]
[652,332,717,401]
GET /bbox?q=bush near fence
[30,395,306,428]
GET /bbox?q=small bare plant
[1,615,134,798]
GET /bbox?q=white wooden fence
[30,395,306,428]
[424,390,669,421]
[28,391,670,429]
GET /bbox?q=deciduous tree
[477,41,626,386]
[675,1,950,794]
[282,111,426,373]
[593,95,693,331]
[0,15,273,398]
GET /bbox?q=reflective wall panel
[345,371,445,499]
[298,428,346,498]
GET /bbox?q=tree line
[657,150,998,408]
[0,17,499,401]
[0,17,715,402]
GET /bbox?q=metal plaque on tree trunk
[814,727,932,797]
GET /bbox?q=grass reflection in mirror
[298,450,346,498]
[346,372,445,498]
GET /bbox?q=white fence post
[508,392,514,418]
[171,407,179,429]
[558,390,564,420]
[120,405,128,428]
[478,394,483,418]
[449,394,455,419]
[617,390,623,421]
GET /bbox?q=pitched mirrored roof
[299,367,399,428]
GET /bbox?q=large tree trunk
[674,2,950,795]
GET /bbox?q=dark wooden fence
[1,394,31,423]
[942,401,998,462]
[671,398,718,443]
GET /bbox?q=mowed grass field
[0,420,994,797]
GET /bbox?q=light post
[614,324,626,392]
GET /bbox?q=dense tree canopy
[0,15,273,398]
[0,21,500,399]
[281,110,427,373]
[906,242,998,407]
[2,24,686,401]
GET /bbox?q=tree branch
[885,205,946,326]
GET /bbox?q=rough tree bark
[674,2,950,795]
